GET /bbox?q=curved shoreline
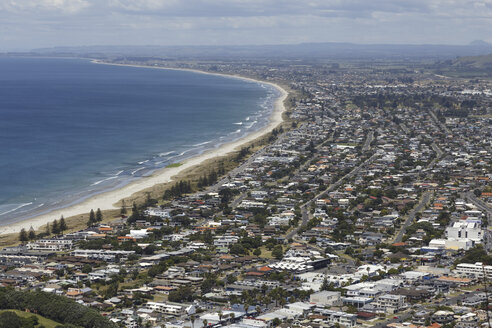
[0,62,288,235]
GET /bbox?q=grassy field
[257,246,274,259]
[0,309,61,328]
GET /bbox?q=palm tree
[190,314,196,328]
[244,302,250,316]
[202,319,208,327]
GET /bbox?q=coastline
[0,62,288,235]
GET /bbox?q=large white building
[144,207,171,218]
[214,235,239,247]
[146,302,183,315]
[372,294,407,313]
[27,239,73,251]
[454,262,492,279]
[309,291,342,306]
[445,220,483,242]
[72,249,134,262]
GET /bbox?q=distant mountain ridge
[469,40,492,47]
[453,54,492,68]
[23,42,492,60]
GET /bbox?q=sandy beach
[0,62,288,235]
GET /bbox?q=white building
[268,216,290,226]
[146,302,183,315]
[214,235,239,247]
[128,229,149,239]
[310,291,342,306]
[372,294,407,313]
[144,207,171,219]
[314,308,357,327]
[26,239,73,251]
[454,262,492,279]
[72,249,134,262]
[445,220,483,242]
[429,238,474,250]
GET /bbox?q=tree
[19,228,28,243]
[59,216,67,234]
[168,286,194,303]
[226,275,237,284]
[82,264,92,273]
[28,227,36,241]
[272,318,281,326]
[272,245,283,260]
[128,202,140,224]
[87,209,96,227]
[52,219,60,235]
[45,222,50,236]
[253,248,262,256]
[96,208,103,222]
[120,199,127,215]
[0,311,24,328]
[103,281,119,298]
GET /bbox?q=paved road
[463,192,492,251]
[428,109,452,135]
[399,123,410,134]
[286,207,309,240]
[484,229,492,252]
[362,131,374,152]
[304,152,380,206]
[465,192,492,217]
[393,191,432,243]
[427,142,444,168]
[285,152,379,240]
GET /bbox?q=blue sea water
[0,57,277,225]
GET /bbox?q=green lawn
[257,246,274,259]
[0,309,61,328]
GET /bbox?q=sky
[0,0,491,50]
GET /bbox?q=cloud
[0,0,90,14]
[0,0,490,49]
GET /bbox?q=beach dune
[0,64,287,235]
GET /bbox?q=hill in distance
[19,42,492,61]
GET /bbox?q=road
[465,192,492,217]
[362,131,374,152]
[428,109,452,135]
[399,123,410,134]
[393,191,432,243]
[285,152,380,240]
[427,142,444,168]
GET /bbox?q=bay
[0,57,276,225]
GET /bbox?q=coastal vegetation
[165,163,182,168]
[0,288,116,328]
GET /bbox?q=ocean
[0,57,278,225]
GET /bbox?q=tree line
[0,288,116,328]
[19,216,68,243]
